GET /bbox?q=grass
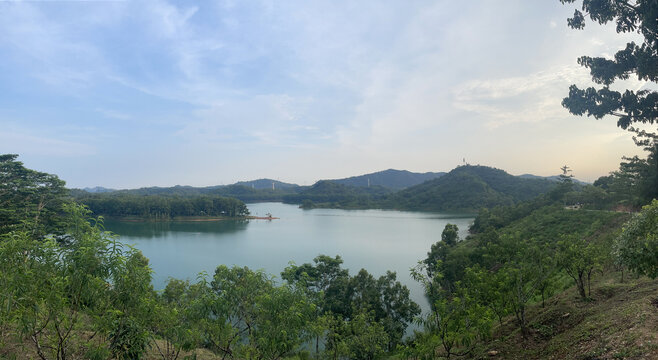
[471,272,658,360]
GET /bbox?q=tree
[493,236,555,338]
[557,234,605,299]
[345,311,389,360]
[153,279,199,360]
[0,204,155,360]
[614,199,658,277]
[559,165,574,184]
[441,224,459,247]
[559,0,657,129]
[559,0,658,203]
[0,154,68,237]
[350,269,420,350]
[411,263,493,359]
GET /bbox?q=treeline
[73,183,300,203]
[0,154,420,359]
[282,180,393,209]
[74,193,250,219]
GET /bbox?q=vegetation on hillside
[74,193,249,219]
[282,180,393,209]
[381,165,557,212]
[72,183,298,204]
[283,166,561,212]
[331,169,445,190]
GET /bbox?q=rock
[488,350,499,356]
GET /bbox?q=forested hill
[234,178,299,190]
[381,165,557,212]
[72,183,299,203]
[330,169,446,189]
[282,180,393,207]
[76,193,250,219]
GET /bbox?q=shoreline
[104,215,279,222]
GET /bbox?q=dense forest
[74,193,249,219]
[330,169,446,190]
[73,183,298,204]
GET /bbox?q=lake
[104,202,474,312]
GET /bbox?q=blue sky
[0,0,650,188]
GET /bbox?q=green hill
[383,165,557,212]
[331,169,445,189]
[282,180,392,207]
[234,178,299,190]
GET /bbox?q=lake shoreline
[103,215,278,222]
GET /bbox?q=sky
[0,0,653,188]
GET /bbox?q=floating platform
[246,216,279,220]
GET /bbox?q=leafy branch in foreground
[615,199,658,278]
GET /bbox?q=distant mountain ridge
[235,179,299,190]
[82,186,116,193]
[330,169,445,189]
[282,180,393,207]
[74,167,563,211]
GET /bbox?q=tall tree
[441,223,460,247]
[0,154,68,237]
[559,1,658,203]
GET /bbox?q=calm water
[104,202,474,311]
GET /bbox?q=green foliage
[496,238,556,338]
[75,193,250,219]
[559,0,657,129]
[345,311,390,360]
[385,165,556,212]
[412,203,628,356]
[75,182,301,202]
[284,166,557,212]
[0,154,68,237]
[559,0,658,205]
[411,263,494,358]
[557,235,606,299]
[283,255,420,352]
[441,224,459,247]
[151,279,203,360]
[332,169,445,190]
[155,265,317,360]
[282,180,393,209]
[351,269,421,349]
[615,199,658,278]
[0,204,155,360]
